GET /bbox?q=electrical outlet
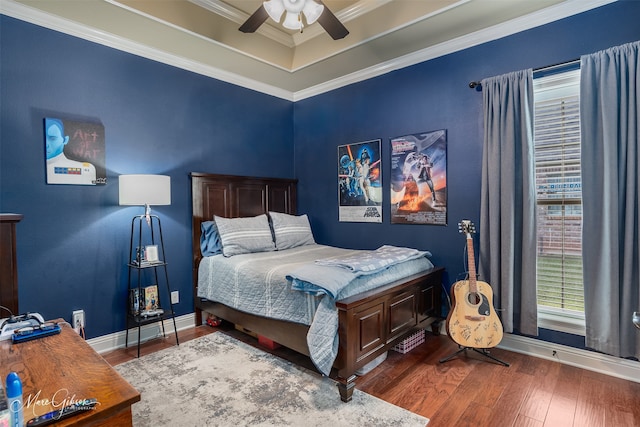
[72,309,85,332]
[171,291,179,305]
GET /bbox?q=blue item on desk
[11,323,61,344]
[6,372,23,427]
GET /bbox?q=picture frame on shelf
[145,245,159,263]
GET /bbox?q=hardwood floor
[103,324,640,427]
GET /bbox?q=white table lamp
[119,174,171,219]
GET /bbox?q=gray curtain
[478,69,538,336]
[581,41,640,359]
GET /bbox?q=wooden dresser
[0,213,22,315]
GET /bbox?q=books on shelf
[129,284,161,316]
[144,285,158,311]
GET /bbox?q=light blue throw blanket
[287,245,432,375]
[315,245,429,272]
[288,245,431,299]
[305,253,433,375]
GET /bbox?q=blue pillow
[200,221,222,256]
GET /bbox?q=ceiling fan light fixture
[282,0,306,14]
[302,0,324,25]
[282,11,303,30]
[264,0,286,22]
[265,0,324,30]
[243,0,346,39]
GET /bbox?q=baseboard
[89,313,640,384]
[436,322,639,383]
[88,313,195,355]
[497,333,640,383]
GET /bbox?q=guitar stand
[439,346,510,367]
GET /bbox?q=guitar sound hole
[467,292,481,305]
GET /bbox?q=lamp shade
[119,174,171,206]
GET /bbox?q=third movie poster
[390,129,447,225]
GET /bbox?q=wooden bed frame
[191,172,444,402]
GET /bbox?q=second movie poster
[390,129,447,225]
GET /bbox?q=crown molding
[1,0,618,103]
[0,0,295,101]
[293,0,617,100]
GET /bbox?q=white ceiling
[2,0,616,100]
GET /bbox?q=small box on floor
[391,329,425,354]
[355,351,388,376]
[258,335,280,350]
[235,324,258,338]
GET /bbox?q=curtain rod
[468,58,580,90]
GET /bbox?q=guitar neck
[466,234,477,293]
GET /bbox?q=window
[533,67,585,335]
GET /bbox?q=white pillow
[214,214,275,257]
[269,211,315,250]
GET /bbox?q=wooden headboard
[190,173,298,321]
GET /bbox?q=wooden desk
[0,321,140,426]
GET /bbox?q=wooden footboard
[335,267,443,401]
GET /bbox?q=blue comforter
[197,244,434,375]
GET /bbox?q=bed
[191,172,444,402]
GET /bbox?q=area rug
[115,332,428,426]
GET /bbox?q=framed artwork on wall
[338,139,382,223]
[44,117,106,185]
[390,129,447,225]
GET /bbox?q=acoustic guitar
[445,220,503,349]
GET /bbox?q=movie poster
[44,117,106,185]
[338,139,382,222]
[390,129,447,225]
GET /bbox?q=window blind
[533,69,585,316]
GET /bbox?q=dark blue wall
[1,1,640,343]
[294,1,640,337]
[0,17,293,338]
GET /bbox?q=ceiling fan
[239,0,349,40]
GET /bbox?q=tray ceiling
[2,0,615,100]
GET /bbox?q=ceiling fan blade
[316,4,349,40]
[239,5,269,33]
